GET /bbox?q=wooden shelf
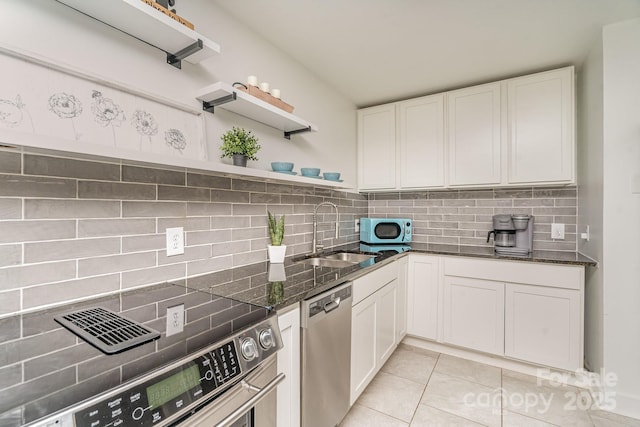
[195,82,318,139]
[55,0,220,68]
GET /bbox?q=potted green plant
[267,211,286,263]
[220,126,261,167]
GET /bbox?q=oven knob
[258,328,274,349]
[240,337,258,361]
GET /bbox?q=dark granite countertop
[407,242,597,267]
[183,243,397,311]
[182,243,596,312]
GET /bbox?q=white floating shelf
[56,0,220,67]
[0,130,349,190]
[195,82,318,139]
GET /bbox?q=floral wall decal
[48,92,83,140]
[0,95,35,131]
[131,109,158,150]
[0,50,206,161]
[91,90,125,146]
[165,128,187,154]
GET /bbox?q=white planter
[268,245,287,263]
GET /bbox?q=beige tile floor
[340,344,640,427]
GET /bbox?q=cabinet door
[407,255,440,340]
[447,83,502,186]
[377,279,398,365]
[350,294,377,405]
[399,94,445,188]
[277,306,300,427]
[443,276,504,355]
[507,67,574,184]
[396,257,408,343]
[357,104,397,190]
[505,283,582,371]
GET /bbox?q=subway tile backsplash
[367,187,578,252]
[0,147,579,317]
[0,147,366,316]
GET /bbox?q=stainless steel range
[0,281,283,427]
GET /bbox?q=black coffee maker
[487,214,534,255]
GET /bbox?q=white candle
[259,82,270,93]
[271,89,281,99]
[247,75,258,86]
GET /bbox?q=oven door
[175,357,284,427]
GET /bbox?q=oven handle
[215,372,286,427]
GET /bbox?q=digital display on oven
[146,364,201,409]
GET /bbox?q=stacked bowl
[271,162,295,174]
[301,168,321,178]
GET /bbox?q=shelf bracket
[167,39,203,69]
[284,126,312,140]
[201,92,237,113]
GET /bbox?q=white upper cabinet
[447,83,502,187]
[357,104,397,190]
[507,67,575,184]
[399,95,445,188]
[357,66,575,190]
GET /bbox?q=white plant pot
[268,245,287,263]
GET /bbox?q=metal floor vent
[55,307,160,354]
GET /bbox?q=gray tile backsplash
[0,147,579,317]
[0,148,367,315]
[367,187,578,251]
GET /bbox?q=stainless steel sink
[295,252,377,269]
[296,257,355,268]
[321,252,376,263]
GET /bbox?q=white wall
[602,17,640,418]
[0,0,357,185]
[577,33,604,374]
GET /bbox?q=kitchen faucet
[312,202,339,254]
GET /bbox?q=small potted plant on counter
[267,211,286,263]
[220,126,261,167]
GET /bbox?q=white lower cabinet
[350,276,398,405]
[505,283,582,371]
[377,282,398,363]
[350,293,377,405]
[276,305,300,427]
[422,255,584,371]
[442,276,505,355]
[395,256,408,343]
[406,255,440,340]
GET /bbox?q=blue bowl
[301,167,320,176]
[323,172,341,181]
[271,162,294,172]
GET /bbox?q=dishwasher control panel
[74,341,241,427]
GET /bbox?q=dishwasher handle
[323,297,341,313]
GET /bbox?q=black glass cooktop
[0,281,273,427]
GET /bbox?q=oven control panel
[74,341,241,427]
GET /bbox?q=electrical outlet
[166,304,184,337]
[551,223,565,240]
[354,219,360,233]
[166,227,184,256]
[581,225,590,241]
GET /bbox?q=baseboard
[402,336,589,389]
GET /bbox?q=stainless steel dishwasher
[301,281,352,427]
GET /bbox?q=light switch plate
[166,304,184,337]
[551,223,565,240]
[166,227,184,256]
[354,219,360,233]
